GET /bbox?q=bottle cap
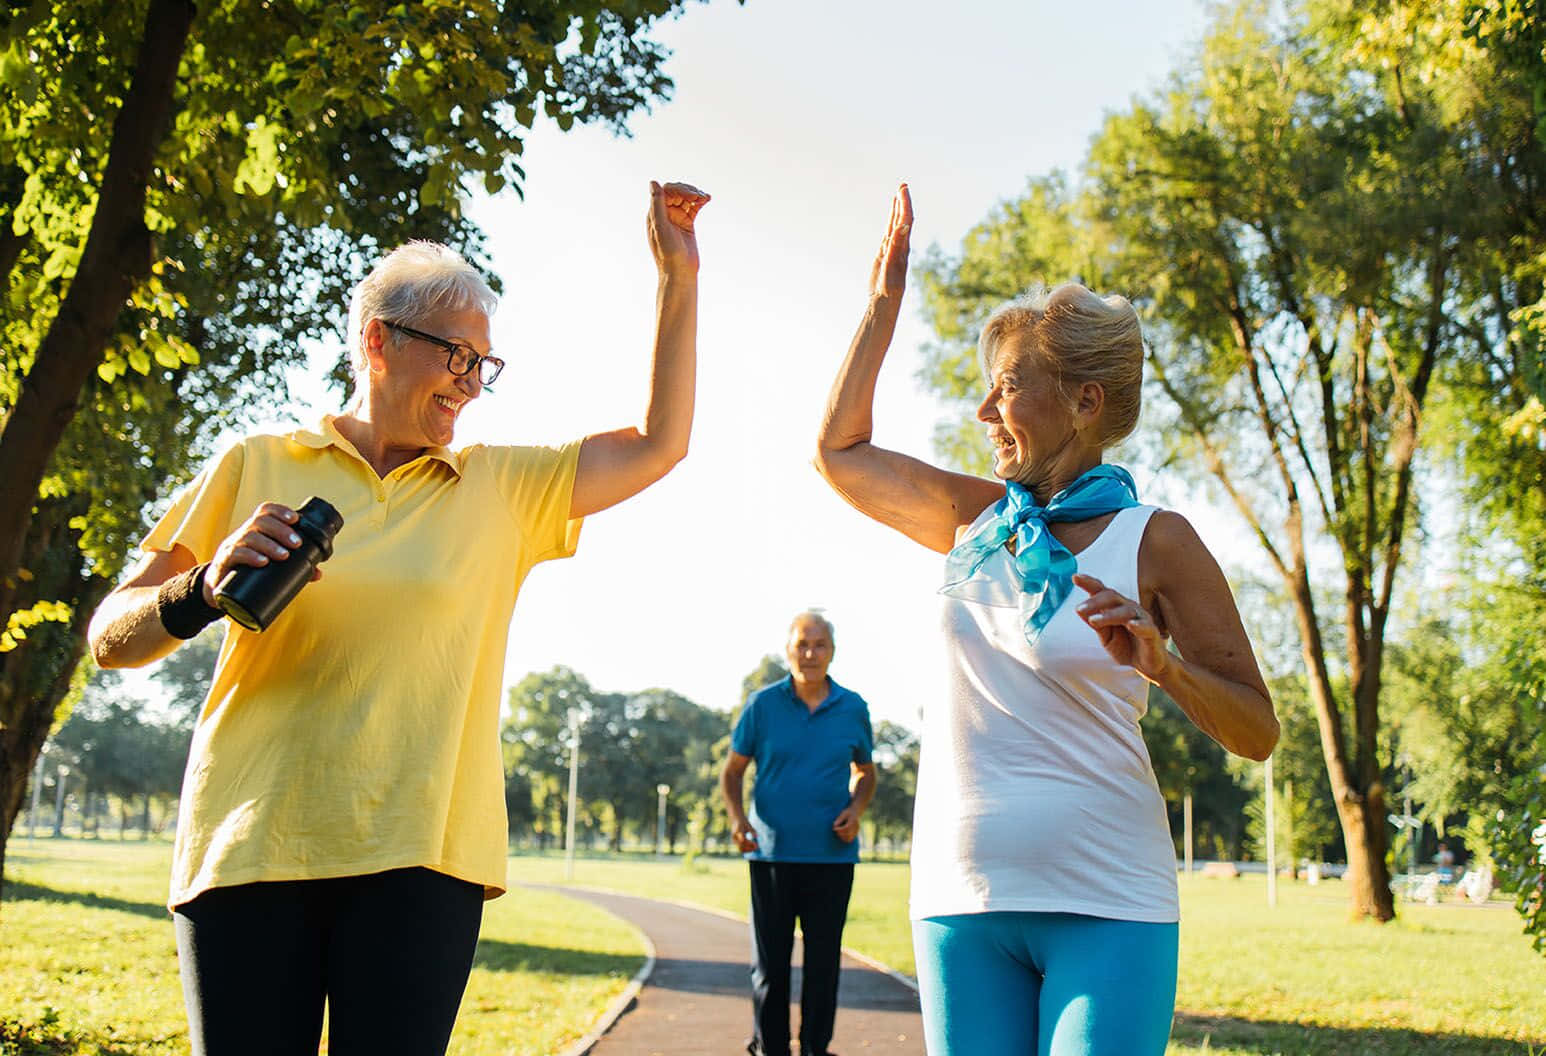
[294,497,344,559]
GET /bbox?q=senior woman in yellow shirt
[87,180,709,1056]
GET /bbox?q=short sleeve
[140,442,247,563]
[730,695,759,757]
[853,700,874,765]
[482,440,584,564]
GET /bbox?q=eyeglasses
[382,320,505,386]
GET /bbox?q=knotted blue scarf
[940,464,1140,645]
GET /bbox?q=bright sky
[248,0,1239,731]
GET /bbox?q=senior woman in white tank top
[814,186,1279,1056]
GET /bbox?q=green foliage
[1143,685,1253,860]
[914,0,1546,921]
[501,667,733,853]
[865,719,918,849]
[738,652,788,707]
[0,0,720,893]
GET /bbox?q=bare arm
[87,546,198,669]
[1072,511,1278,760]
[88,501,316,669]
[832,760,877,843]
[569,181,709,519]
[719,750,759,853]
[814,185,1001,553]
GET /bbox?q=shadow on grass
[473,937,640,978]
[1173,1012,1544,1055]
[1,1017,143,1056]
[6,880,166,921]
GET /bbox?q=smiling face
[364,305,492,450]
[785,616,835,689]
[975,333,1080,487]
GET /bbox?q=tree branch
[0,0,195,630]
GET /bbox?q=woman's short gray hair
[346,241,499,377]
[978,282,1145,448]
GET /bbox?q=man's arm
[720,751,759,853]
[832,761,877,843]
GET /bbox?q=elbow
[86,613,117,670]
[648,431,689,477]
[1239,711,1280,762]
[811,441,849,485]
[812,446,834,484]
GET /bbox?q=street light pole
[52,763,69,838]
[564,710,580,882]
[656,783,670,857]
[1183,792,1193,877]
[1265,753,1277,908]
[27,751,43,841]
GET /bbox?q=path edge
[546,888,659,1056]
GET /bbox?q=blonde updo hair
[346,241,498,379]
[978,282,1144,448]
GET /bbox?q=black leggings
[173,867,484,1056]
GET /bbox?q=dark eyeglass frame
[382,320,505,386]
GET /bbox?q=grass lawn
[508,851,1546,1056]
[6,841,1544,1055]
[1,839,644,1056]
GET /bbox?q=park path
[540,885,925,1056]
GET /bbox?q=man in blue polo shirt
[721,611,877,1056]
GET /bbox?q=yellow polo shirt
[143,416,582,909]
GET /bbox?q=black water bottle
[213,497,344,632]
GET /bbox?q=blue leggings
[913,912,1178,1056]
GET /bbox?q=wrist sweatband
[156,563,224,639]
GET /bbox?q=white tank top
[909,503,1180,923]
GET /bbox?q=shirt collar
[290,415,463,478]
[781,674,847,711]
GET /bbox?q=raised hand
[1073,572,1170,683]
[647,180,710,277]
[202,502,321,606]
[868,183,912,301]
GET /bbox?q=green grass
[6,842,1545,1055]
[507,851,1546,1056]
[1,839,644,1056]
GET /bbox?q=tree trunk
[1289,572,1396,921]
[0,0,194,632]
[0,495,113,903]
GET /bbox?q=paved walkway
[545,885,925,1056]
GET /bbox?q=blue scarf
[940,464,1139,645]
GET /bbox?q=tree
[1142,687,1253,862]
[740,653,789,707]
[866,720,918,853]
[0,0,722,900]
[500,668,731,851]
[916,0,1540,920]
[503,667,604,848]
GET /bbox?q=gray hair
[346,241,499,377]
[978,282,1144,448]
[787,610,835,646]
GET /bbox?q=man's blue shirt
[731,675,874,864]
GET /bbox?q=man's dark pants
[748,859,855,1056]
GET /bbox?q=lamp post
[564,709,580,882]
[1265,753,1277,908]
[656,783,670,857]
[27,751,44,840]
[52,763,69,838]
